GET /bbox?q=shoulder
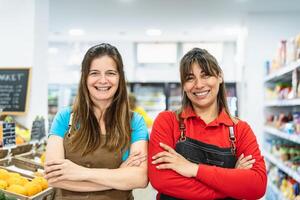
[58,106,72,119]
[130,112,149,142]
[235,119,251,130]
[49,106,72,138]
[131,112,144,126]
[155,110,177,122]
[234,119,255,139]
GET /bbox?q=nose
[98,74,108,83]
[194,77,205,89]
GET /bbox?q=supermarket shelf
[264,59,300,82]
[264,126,300,144]
[264,98,300,107]
[264,151,300,183]
[267,180,288,200]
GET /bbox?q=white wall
[242,12,300,144]
[48,41,237,83]
[0,0,49,129]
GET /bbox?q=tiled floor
[133,184,157,200]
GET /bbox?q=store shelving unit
[267,180,288,200]
[264,59,300,199]
[264,126,300,144]
[264,151,300,183]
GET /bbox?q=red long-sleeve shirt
[148,107,267,200]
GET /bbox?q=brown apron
[54,133,133,200]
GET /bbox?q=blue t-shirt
[49,107,148,161]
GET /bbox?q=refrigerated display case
[165,82,238,116]
[225,82,238,117]
[167,82,182,111]
[128,82,167,120]
[48,84,77,131]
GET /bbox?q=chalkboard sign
[2,122,16,147]
[31,117,46,141]
[0,68,31,115]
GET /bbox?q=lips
[95,86,111,91]
[193,90,210,97]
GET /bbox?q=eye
[201,73,210,79]
[185,75,195,81]
[105,71,118,76]
[89,71,99,76]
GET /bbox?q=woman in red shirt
[148,48,267,199]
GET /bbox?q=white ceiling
[49,0,300,42]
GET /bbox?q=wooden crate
[0,166,54,200]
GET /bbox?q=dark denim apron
[160,113,237,200]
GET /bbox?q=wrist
[190,163,199,177]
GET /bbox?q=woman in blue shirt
[44,43,148,200]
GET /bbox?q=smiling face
[183,62,222,113]
[87,55,119,108]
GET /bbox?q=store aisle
[133,184,157,200]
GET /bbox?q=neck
[93,106,107,135]
[93,100,112,118]
[193,102,219,124]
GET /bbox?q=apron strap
[178,116,186,142]
[67,113,73,136]
[229,126,236,155]
[175,110,237,155]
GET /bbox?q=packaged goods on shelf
[264,33,300,200]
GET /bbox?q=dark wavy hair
[179,48,230,115]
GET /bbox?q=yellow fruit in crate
[32,177,48,190]
[16,135,25,145]
[24,182,42,196]
[7,176,28,186]
[6,184,28,196]
[0,169,10,180]
[33,171,43,177]
[40,152,46,165]
[0,179,8,189]
[8,172,21,178]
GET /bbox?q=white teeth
[96,87,110,91]
[194,91,209,96]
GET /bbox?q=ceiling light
[69,29,85,36]
[146,29,162,36]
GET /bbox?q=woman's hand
[235,154,255,169]
[152,143,198,178]
[44,159,87,183]
[120,152,147,168]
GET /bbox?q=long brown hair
[179,48,231,116]
[70,43,131,155]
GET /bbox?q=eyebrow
[89,69,117,72]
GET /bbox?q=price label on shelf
[2,122,16,147]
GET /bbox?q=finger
[44,170,63,180]
[127,155,147,166]
[44,164,62,174]
[243,164,253,169]
[237,154,244,162]
[129,151,141,157]
[242,159,256,166]
[48,175,64,183]
[243,155,252,160]
[152,156,174,165]
[152,151,173,159]
[45,159,65,166]
[156,163,172,170]
[159,143,176,154]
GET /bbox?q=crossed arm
[45,135,148,192]
[148,112,266,200]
